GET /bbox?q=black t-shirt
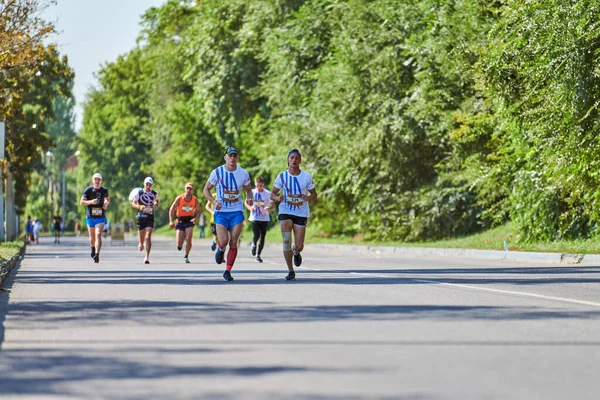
[82,186,110,218]
[53,216,62,230]
[135,189,158,219]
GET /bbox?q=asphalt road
[1,234,600,399]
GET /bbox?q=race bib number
[224,190,239,203]
[254,200,265,208]
[91,208,103,217]
[182,205,193,212]
[287,194,303,207]
[143,207,153,215]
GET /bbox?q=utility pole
[5,172,15,241]
[0,120,5,241]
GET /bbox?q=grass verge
[0,240,25,263]
[153,221,600,254]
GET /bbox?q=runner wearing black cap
[203,146,254,281]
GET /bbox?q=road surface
[1,234,600,399]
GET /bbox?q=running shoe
[251,243,256,256]
[293,251,302,267]
[184,256,190,264]
[223,270,234,281]
[177,246,182,251]
[210,241,217,251]
[90,247,96,259]
[285,271,296,281]
[255,255,263,263]
[94,254,100,263]
[215,248,224,264]
[144,259,150,264]
[139,243,144,252]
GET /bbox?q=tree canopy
[43,0,600,242]
[1,0,74,220]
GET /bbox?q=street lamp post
[0,121,5,241]
[46,151,54,228]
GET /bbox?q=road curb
[0,245,25,287]
[308,243,600,265]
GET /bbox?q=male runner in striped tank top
[203,146,254,281]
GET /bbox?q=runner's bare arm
[204,200,214,215]
[243,183,253,207]
[270,187,283,202]
[204,181,222,210]
[169,197,180,226]
[303,187,317,202]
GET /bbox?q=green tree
[78,49,152,223]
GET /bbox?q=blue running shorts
[215,211,245,230]
[86,216,107,228]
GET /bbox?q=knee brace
[282,232,292,251]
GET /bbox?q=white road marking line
[348,272,600,308]
[414,279,600,307]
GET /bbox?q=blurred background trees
[7,0,600,243]
[1,0,74,232]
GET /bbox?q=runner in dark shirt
[80,173,110,263]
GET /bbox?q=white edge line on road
[413,278,600,308]
[346,272,600,308]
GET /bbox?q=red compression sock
[226,248,238,270]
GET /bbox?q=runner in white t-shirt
[203,146,253,281]
[270,149,318,281]
[244,176,274,263]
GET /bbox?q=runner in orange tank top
[168,182,201,263]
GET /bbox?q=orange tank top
[177,195,197,217]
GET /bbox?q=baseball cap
[225,146,240,156]
[185,182,194,189]
[92,173,102,180]
[144,177,154,185]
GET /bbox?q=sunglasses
[185,187,193,190]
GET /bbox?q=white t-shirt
[208,165,251,213]
[249,188,271,222]
[273,170,315,218]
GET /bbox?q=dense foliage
[71,0,600,242]
[1,0,75,229]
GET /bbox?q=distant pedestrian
[33,218,42,244]
[198,212,206,238]
[53,213,62,244]
[25,216,33,243]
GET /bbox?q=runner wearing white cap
[131,177,159,264]
[80,173,110,263]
